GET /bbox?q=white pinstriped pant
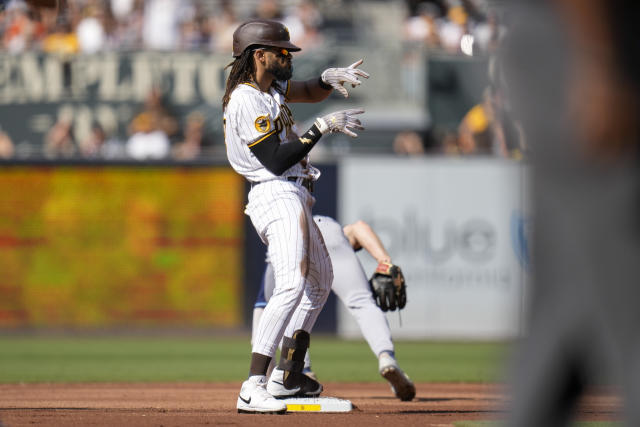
[246,179,333,358]
[260,215,395,358]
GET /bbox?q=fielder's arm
[342,220,392,264]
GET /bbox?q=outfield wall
[0,162,245,328]
[337,157,531,340]
[0,158,530,338]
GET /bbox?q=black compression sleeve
[249,124,323,176]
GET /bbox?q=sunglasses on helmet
[273,48,291,58]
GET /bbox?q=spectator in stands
[41,14,78,55]
[439,1,468,54]
[405,0,446,18]
[110,0,135,21]
[78,121,103,158]
[283,0,324,52]
[44,114,75,158]
[210,0,238,55]
[472,9,504,55]
[393,130,425,156]
[76,1,109,54]
[78,121,125,159]
[171,111,205,160]
[403,2,442,49]
[141,0,180,51]
[135,87,178,137]
[177,1,208,50]
[457,87,495,155]
[126,112,170,159]
[100,134,126,159]
[109,0,143,50]
[457,85,523,158]
[126,87,177,160]
[440,130,461,155]
[3,0,45,53]
[0,129,15,159]
[252,0,284,21]
[172,111,211,160]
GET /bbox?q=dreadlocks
[222,48,284,111]
[222,50,255,111]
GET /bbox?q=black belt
[288,176,314,193]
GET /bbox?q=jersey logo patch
[300,137,313,144]
[255,115,271,133]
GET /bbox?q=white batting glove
[320,59,370,98]
[315,109,365,138]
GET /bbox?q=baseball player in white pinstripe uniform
[223,19,369,414]
[253,215,416,401]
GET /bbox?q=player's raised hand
[315,109,365,138]
[321,59,370,98]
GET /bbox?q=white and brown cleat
[379,353,416,401]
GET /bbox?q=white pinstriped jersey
[224,80,319,183]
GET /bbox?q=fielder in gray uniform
[223,19,368,414]
[253,215,416,401]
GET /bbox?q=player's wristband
[375,261,394,275]
[300,123,323,144]
[314,118,329,134]
[318,76,332,91]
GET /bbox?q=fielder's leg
[327,226,415,401]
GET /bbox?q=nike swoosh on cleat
[239,395,251,405]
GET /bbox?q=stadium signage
[0,52,227,104]
[339,157,530,339]
[357,212,497,264]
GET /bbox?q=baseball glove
[369,261,407,312]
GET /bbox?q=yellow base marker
[282,397,352,413]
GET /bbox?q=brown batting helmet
[232,19,301,58]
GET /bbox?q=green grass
[313,339,507,383]
[0,335,508,383]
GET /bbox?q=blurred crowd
[395,0,524,159]
[0,0,503,56]
[0,0,521,162]
[38,86,213,161]
[403,0,505,56]
[0,0,331,161]
[0,0,328,55]
[392,80,526,160]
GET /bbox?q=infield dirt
[0,382,621,426]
